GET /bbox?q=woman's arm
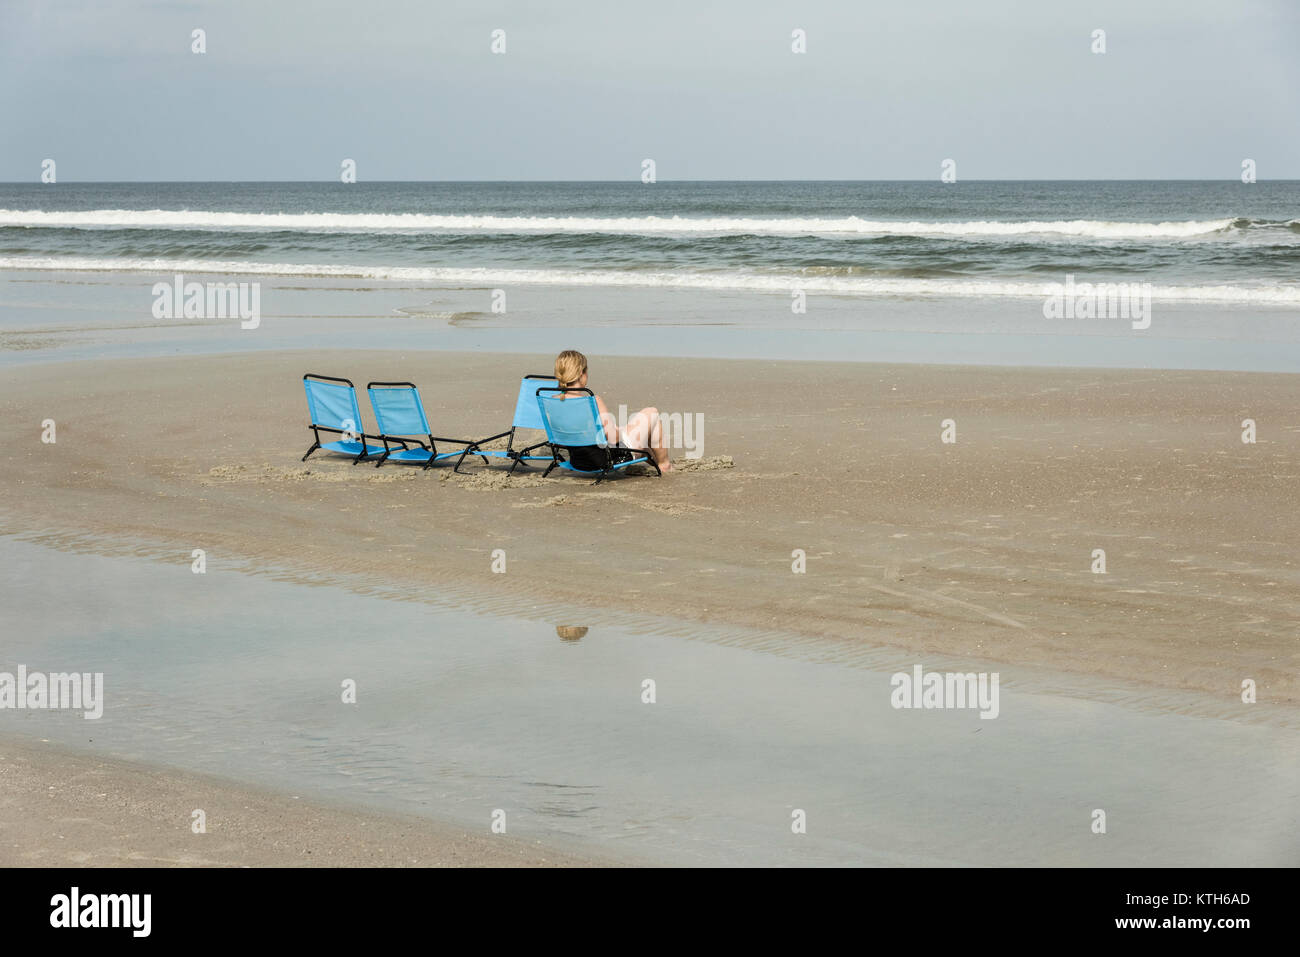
[593,394,619,445]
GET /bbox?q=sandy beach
[3,349,1297,704]
[3,348,1299,865]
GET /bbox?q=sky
[1,0,1297,181]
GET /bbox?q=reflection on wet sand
[3,536,1298,866]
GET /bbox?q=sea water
[2,181,1299,371]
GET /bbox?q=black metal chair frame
[454,373,556,475]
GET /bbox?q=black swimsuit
[567,445,637,471]
[553,391,639,470]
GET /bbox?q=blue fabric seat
[301,374,387,464]
[535,387,661,484]
[366,381,487,469]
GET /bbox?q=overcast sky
[2,0,1296,181]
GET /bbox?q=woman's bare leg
[624,407,671,471]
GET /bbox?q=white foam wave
[2,255,1298,305]
[0,209,1243,240]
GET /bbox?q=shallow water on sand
[4,271,1300,373]
[2,536,1297,866]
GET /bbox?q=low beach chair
[454,373,558,474]
[366,381,488,469]
[301,374,387,464]
[535,386,662,485]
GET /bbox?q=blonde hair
[554,350,588,389]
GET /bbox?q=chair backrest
[511,374,557,430]
[367,382,431,437]
[536,388,608,448]
[304,374,363,432]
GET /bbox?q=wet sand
[4,530,1295,866]
[0,736,608,867]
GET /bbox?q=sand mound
[513,494,578,509]
[635,500,716,514]
[454,471,550,492]
[201,455,733,488]
[674,455,734,472]
[203,463,421,484]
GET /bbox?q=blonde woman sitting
[552,350,671,473]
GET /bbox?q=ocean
[2,180,1298,304]
[2,181,1299,371]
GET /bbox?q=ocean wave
[3,255,1298,305]
[0,209,1265,240]
[1230,216,1300,233]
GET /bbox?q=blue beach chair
[301,374,387,464]
[535,387,662,485]
[454,373,559,474]
[366,381,488,469]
